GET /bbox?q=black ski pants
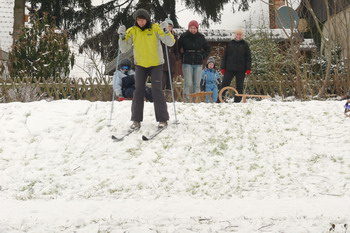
[220,70,246,103]
[131,65,169,122]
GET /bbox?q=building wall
[0,0,15,52]
[269,0,286,29]
[322,6,350,59]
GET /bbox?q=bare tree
[304,0,332,98]
[301,0,349,98]
[267,0,306,98]
[75,46,106,80]
[321,4,350,92]
[12,0,25,44]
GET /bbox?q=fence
[0,75,349,102]
[0,77,112,101]
[245,74,350,98]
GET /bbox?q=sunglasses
[121,65,129,70]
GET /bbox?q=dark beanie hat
[133,8,151,22]
[188,20,199,29]
[118,59,132,69]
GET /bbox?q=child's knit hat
[207,57,215,64]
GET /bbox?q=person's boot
[158,121,168,129]
[130,121,141,130]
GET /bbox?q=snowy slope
[0,99,349,232]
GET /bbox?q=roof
[0,49,9,61]
[104,48,133,75]
[173,28,297,42]
[0,0,14,52]
[299,38,317,51]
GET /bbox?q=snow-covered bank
[0,99,349,232]
[1,197,349,233]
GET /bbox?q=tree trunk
[317,30,333,98]
[13,0,25,44]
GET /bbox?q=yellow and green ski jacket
[119,23,175,68]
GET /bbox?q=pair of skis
[111,125,167,141]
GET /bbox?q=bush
[9,12,74,79]
[0,85,51,103]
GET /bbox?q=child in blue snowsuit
[200,57,221,103]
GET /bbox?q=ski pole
[164,43,178,125]
[108,45,122,127]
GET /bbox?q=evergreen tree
[10,12,74,79]
[19,0,256,61]
[79,0,256,61]
[246,31,286,78]
[245,29,294,96]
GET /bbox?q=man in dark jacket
[178,20,211,102]
[220,28,251,103]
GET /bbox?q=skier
[118,8,175,130]
[112,58,152,102]
[200,57,221,103]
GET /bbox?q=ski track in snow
[0,99,349,232]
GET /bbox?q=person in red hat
[178,20,211,102]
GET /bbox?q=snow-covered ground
[0,99,349,232]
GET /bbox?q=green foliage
[22,0,256,61]
[28,0,92,30]
[246,30,291,79]
[306,46,347,76]
[10,12,74,79]
[183,0,230,26]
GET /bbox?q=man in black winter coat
[220,28,252,103]
[178,20,211,102]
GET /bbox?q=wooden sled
[218,87,270,103]
[189,92,213,103]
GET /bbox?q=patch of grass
[18,180,39,200]
[162,141,173,150]
[210,147,224,156]
[96,126,103,133]
[308,154,325,163]
[152,153,163,164]
[249,163,260,171]
[108,187,124,194]
[285,127,298,131]
[126,147,142,158]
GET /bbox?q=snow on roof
[299,38,317,50]
[0,0,14,52]
[173,28,297,42]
